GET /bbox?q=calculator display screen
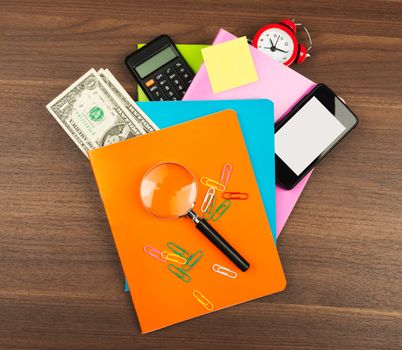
[135,46,177,78]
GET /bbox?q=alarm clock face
[256,28,296,64]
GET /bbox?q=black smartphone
[125,35,194,101]
[275,83,359,190]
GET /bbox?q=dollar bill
[98,68,158,133]
[46,68,145,157]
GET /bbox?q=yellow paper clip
[166,241,191,259]
[212,264,238,279]
[144,245,167,262]
[161,251,187,265]
[201,188,216,212]
[200,177,225,191]
[222,192,249,200]
[193,290,214,311]
[211,199,232,222]
[168,264,191,283]
[219,164,232,189]
[182,250,204,272]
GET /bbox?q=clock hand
[275,47,289,53]
[269,38,275,47]
[274,35,280,47]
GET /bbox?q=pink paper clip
[201,188,216,212]
[144,245,167,262]
[200,177,225,191]
[212,264,237,279]
[219,164,232,189]
[222,192,249,200]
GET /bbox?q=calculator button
[163,84,171,92]
[158,79,168,87]
[168,73,177,80]
[151,90,163,98]
[145,79,155,87]
[172,78,181,86]
[166,90,175,98]
[174,62,183,69]
[175,84,184,91]
[182,73,190,80]
[149,85,159,93]
[155,73,163,81]
[178,67,186,74]
[165,67,174,75]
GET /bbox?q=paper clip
[200,177,225,191]
[201,188,216,212]
[203,195,216,221]
[166,241,191,259]
[168,264,191,283]
[222,192,249,200]
[211,199,232,222]
[219,164,232,189]
[161,251,187,265]
[182,250,204,272]
[144,245,167,262]
[193,290,214,311]
[212,264,238,279]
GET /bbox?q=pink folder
[183,29,316,237]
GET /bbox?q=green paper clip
[182,250,204,272]
[211,199,232,222]
[167,241,191,259]
[168,264,191,283]
[203,195,216,221]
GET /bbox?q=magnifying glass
[140,162,250,272]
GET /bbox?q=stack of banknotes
[46,68,158,157]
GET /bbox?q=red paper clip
[222,192,249,200]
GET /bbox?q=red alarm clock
[252,19,313,66]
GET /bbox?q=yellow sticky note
[201,36,258,94]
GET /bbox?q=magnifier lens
[140,162,197,219]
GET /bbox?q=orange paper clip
[192,290,214,311]
[201,188,216,212]
[212,264,238,279]
[144,245,167,262]
[161,251,187,265]
[222,192,249,200]
[219,164,232,188]
[200,177,225,191]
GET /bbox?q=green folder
[137,44,209,101]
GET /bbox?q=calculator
[125,35,195,101]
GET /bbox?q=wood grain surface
[0,0,401,349]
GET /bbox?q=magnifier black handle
[196,219,250,272]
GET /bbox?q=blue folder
[125,99,275,292]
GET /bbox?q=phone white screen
[275,97,346,175]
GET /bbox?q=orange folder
[89,110,286,333]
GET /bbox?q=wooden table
[1,0,401,349]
